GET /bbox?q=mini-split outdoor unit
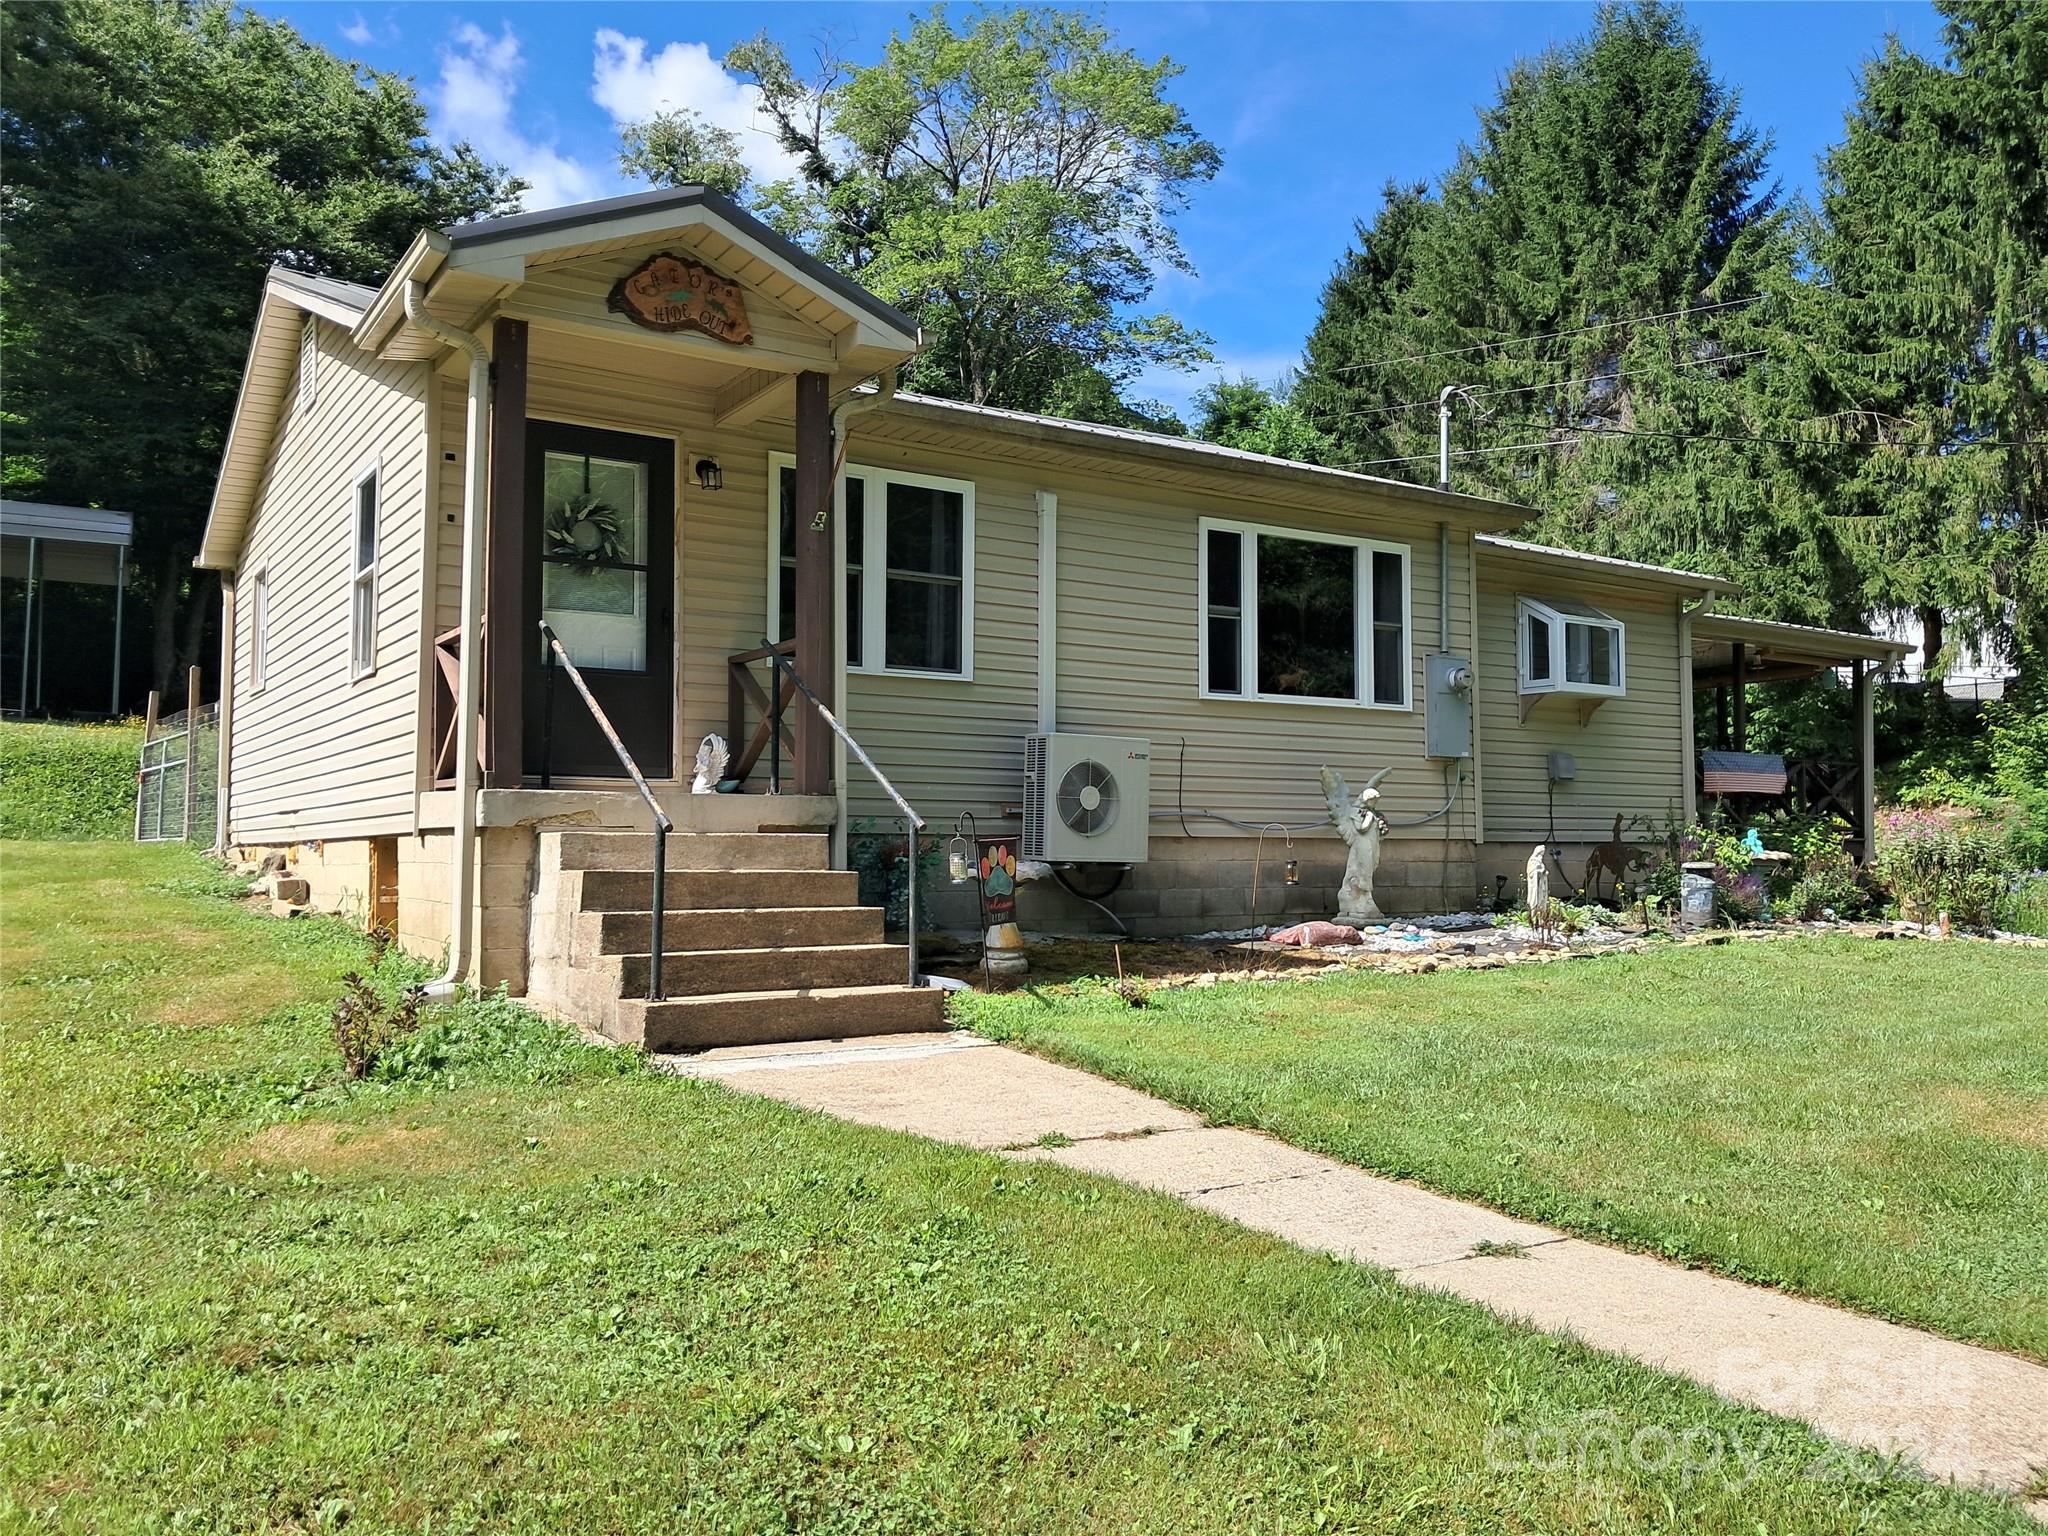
[1023,733,1152,864]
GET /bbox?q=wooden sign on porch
[606,252,754,345]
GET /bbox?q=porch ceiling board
[713,368,792,428]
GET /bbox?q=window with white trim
[349,468,378,678]
[249,570,271,692]
[770,457,974,678]
[1517,596,1625,696]
[298,319,318,414]
[1199,518,1410,708]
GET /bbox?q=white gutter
[403,280,491,1000]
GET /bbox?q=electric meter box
[1425,653,1474,759]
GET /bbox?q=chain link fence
[135,700,218,843]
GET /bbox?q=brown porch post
[1730,642,1748,753]
[1855,660,1877,862]
[792,369,835,795]
[484,317,528,787]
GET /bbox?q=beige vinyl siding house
[225,312,431,844]
[192,189,1900,1030]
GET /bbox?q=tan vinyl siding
[1475,564,1688,844]
[228,319,430,842]
[1051,482,1474,840]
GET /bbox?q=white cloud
[340,13,374,47]
[432,22,601,212]
[590,30,802,185]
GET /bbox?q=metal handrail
[758,640,928,987]
[538,621,675,1002]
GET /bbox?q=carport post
[182,665,200,843]
[16,536,37,715]
[110,543,126,717]
[1856,660,1877,863]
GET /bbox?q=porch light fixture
[693,457,723,492]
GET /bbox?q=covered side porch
[1689,614,1910,861]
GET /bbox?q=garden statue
[1582,814,1645,902]
[1525,844,1551,915]
[1320,765,1394,925]
[691,734,730,794]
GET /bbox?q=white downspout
[822,368,899,863]
[1679,591,1716,831]
[216,573,235,851]
[403,280,491,1000]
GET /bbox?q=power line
[1310,349,1770,428]
[1338,422,2029,472]
[1323,294,1774,375]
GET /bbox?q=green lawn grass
[0,720,144,839]
[958,937,2048,1361]
[0,842,2035,1534]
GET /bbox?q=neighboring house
[1877,613,2016,703]
[196,187,1898,1048]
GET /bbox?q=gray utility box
[1424,653,1474,759]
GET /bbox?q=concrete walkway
[661,1032,2048,1516]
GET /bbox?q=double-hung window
[349,467,378,678]
[770,457,974,678]
[1199,518,1410,708]
[1517,596,1625,697]
[249,570,271,692]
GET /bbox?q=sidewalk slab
[1427,1234,2048,1499]
[659,1037,2048,1514]
[676,1039,1199,1149]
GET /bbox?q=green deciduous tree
[619,6,1219,428]
[1192,376,1336,464]
[1,0,520,702]
[618,110,749,200]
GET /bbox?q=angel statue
[1320,765,1394,925]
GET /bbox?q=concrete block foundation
[917,831,1483,937]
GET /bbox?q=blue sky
[272,0,1947,417]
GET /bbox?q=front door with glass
[523,421,674,778]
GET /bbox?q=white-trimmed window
[769,456,975,679]
[1517,596,1625,696]
[349,467,379,678]
[1199,518,1411,708]
[249,570,270,692]
[298,319,318,414]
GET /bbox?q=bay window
[1517,596,1625,696]
[771,457,974,679]
[1199,518,1410,708]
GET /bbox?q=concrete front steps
[525,825,946,1051]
